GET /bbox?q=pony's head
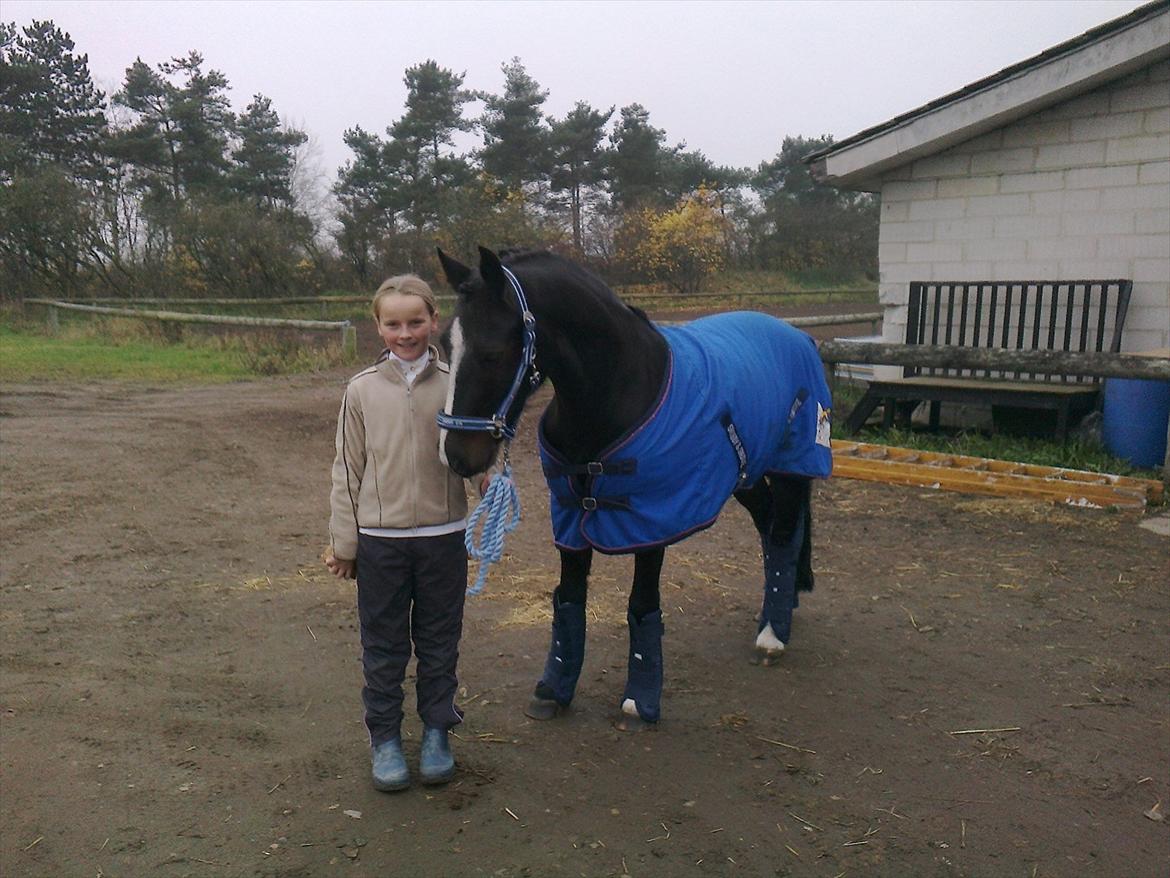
[436,245,540,478]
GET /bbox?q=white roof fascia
[819,7,1170,191]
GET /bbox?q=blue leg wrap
[758,525,802,644]
[537,597,586,706]
[623,610,664,723]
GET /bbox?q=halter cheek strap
[436,265,540,440]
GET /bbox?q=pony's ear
[477,245,507,294]
[437,247,471,291]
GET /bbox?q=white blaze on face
[438,317,464,467]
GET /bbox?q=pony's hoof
[614,713,656,732]
[524,697,565,721]
[614,698,657,732]
[753,647,785,667]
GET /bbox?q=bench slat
[906,280,1132,385]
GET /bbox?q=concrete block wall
[876,58,1170,379]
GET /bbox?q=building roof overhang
[807,1,1170,192]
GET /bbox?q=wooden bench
[842,280,1133,441]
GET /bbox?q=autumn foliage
[618,187,729,294]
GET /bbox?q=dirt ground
[2,308,1168,878]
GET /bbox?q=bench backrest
[905,280,1132,383]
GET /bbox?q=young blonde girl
[325,274,468,791]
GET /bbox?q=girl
[325,274,468,791]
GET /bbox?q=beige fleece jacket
[328,347,467,561]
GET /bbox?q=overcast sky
[6,0,1149,179]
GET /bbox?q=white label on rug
[816,403,831,448]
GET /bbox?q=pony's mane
[501,248,654,326]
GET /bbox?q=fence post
[46,303,59,333]
[341,322,356,358]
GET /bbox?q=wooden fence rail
[25,299,356,356]
[26,298,882,354]
[41,296,376,306]
[32,288,876,309]
[787,312,882,331]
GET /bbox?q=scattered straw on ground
[953,497,1126,529]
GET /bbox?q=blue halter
[436,266,539,441]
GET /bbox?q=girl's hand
[325,552,356,580]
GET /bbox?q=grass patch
[851,425,1158,478]
[709,267,875,293]
[1,325,249,382]
[1,309,358,382]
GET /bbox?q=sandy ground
[1,308,1167,878]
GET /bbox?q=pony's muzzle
[440,430,500,478]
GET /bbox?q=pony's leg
[618,548,666,730]
[755,476,812,664]
[526,548,591,720]
[733,479,773,534]
[735,480,785,661]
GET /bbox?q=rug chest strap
[542,458,637,478]
[553,494,632,512]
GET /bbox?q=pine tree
[112,51,234,203]
[0,20,108,298]
[753,135,840,209]
[110,58,180,203]
[608,103,671,210]
[548,101,612,254]
[160,51,233,197]
[333,125,396,282]
[480,57,550,192]
[386,60,477,262]
[230,94,307,209]
[0,20,107,180]
[662,148,746,203]
[751,135,877,272]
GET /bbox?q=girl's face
[375,292,438,362]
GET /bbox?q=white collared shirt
[388,349,431,387]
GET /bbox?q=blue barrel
[1103,377,1170,469]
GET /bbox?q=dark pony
[437,246,832,729]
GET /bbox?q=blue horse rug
[539,312,833,554]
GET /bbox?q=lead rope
[464,446,522,595]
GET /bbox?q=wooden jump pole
[817,340,1170,382]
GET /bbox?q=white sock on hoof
[755,625,786,653]
[621,697,639,717]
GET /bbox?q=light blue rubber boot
[419,727,455,785]
[371,737,410,792]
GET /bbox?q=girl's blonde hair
[372,274,437,318]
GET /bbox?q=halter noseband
[436,265,539,441]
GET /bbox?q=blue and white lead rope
[464,462,522,595]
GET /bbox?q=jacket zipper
[407,381,418,525]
